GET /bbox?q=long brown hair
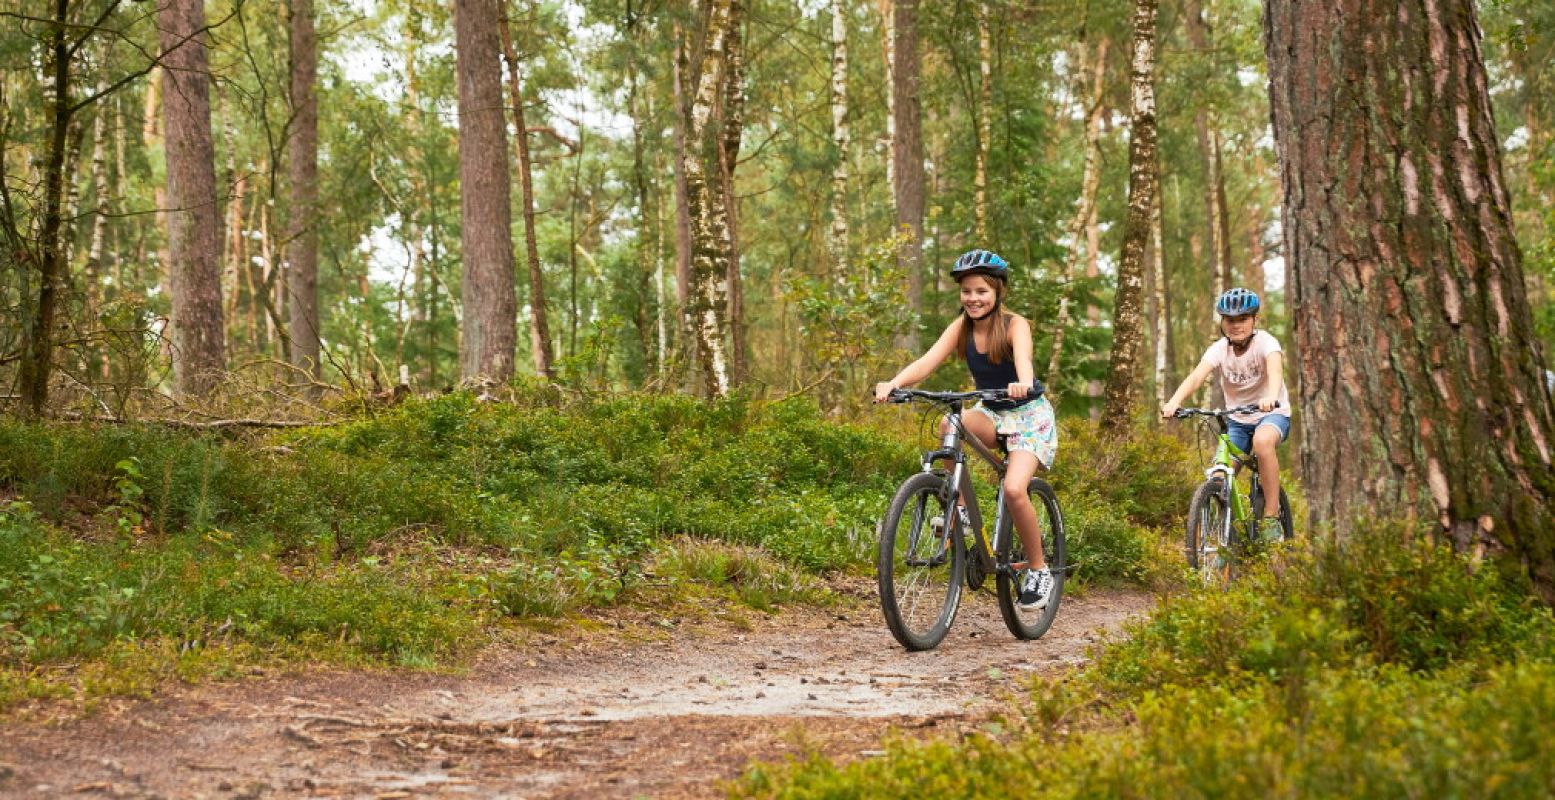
[954,275,1016,364]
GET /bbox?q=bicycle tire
[996,478,1065,640]
[877,472,964,651]
[1186,478,1232,585]
[1249,484,1295,541]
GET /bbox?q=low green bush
[737,525,1555,798]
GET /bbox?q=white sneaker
[1019,568,1052,611]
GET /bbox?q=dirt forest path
[0,586,1151,799]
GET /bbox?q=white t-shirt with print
[1198,330,1292,424]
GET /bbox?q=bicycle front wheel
[1186,478,1232,585]
[997,478,1065,641]
[877,472,964,651]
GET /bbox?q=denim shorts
[1227,414,1290,455]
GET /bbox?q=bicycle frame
[1207,428,1255,526]
[918,399,1015,577]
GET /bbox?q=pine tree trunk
[454,0,517,381]
[1265,0,1555,599]
[1102,0,1159,424]
[160,0,227,396]
[892,0,924,352]
[672,25,693,334]
[1184,0,1230,299]
[18,0,72,415]
[1047,36,1108,386]
[287,0,321,382]
[498,13,554,379]
[682,0,735,397]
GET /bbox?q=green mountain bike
[1172,404,1293,583]
[876,388,1066,651]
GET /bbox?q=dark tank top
[965,323,1033,411]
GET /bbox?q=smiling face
[1220,312,1256,346]
[958,274,1002,320]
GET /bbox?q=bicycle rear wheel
[1186,478,1232,585]
[1249,483,1295,541]
[878,472,964,651]
[997,478,1065,640]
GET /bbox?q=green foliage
[737,525,1555,799]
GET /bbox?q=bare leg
[1003,450,1046,570]
[1252,424,1282,517]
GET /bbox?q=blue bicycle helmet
[1215,287,1261,316]
[950,249,1009,280]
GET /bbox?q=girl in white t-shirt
[1160,288,1291,542]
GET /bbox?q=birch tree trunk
[672,25,693,331]
[454,0,517,381]
[974,1,992,240]
[160,0,227,396]
[1266,0,1555,598]
[498,13,554,379]
[1101,0,1159,423]
[880,0,895,201]
[682,0,735,397]
[892,0,924,352]
[1152,192,1170,409]
[720,0,748,385]
[828,0,850,273]
[287,0,321,381]
[1047,36,1108,385]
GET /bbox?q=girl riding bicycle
[873,249,1058,611]
[1160,288,1292,542]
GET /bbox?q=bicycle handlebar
[885,382,1046,405]
[1172,400,1281,419]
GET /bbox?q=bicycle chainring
[965,545,987,590]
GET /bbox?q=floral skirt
[970,395,1058,468]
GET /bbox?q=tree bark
[681,0,735,397]
[160,0,227,396]
[672,24,693,329]
[454,0,517,381]
[498,12,554,379]
[973,2,992,239]
[880,0,895,202]
[1102,0,1159,424]
[828,0,850,274]
[18,0,72,415]
[1047,36,1108,386]
[287,0,321,382]
[892,0,924,352]
[1265,0,1555,599]
[1152,189,1170,409]
[720,0,748,385]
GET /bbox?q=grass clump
[735,524,1555,798]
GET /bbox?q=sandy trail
[0,586,1150,799]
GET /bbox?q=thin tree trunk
[880,0,895,201]
[1102,0,1159,424]
[1152,190,1170,409]
[85,77,111,321]
[18,0,72,415]
[1047,36,1108,385]
[454,0,517,381]
[974,1,992,239]
[672,24,693,331]
[828,0,850,273]
[1184,0,1230,299]
[160,0,227,396]
[720,0,748,385]
[626,25,655,384]
[287,0,321,381]
[1266,0,1555,599]
[681,0,735,397]
[498,12,554,379]
[892,0,924,352]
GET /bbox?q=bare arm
[874,318,964,402]
[1160,359,1217,417]
[1008,316,1035,399]
[1259,351,1283,411]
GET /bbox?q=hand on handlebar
[873,382,897,404]
[1006,382,1030,400]
[1160,402,1180,419]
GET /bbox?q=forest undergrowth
[0,384,1195,712]
[736,526,1555,798]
